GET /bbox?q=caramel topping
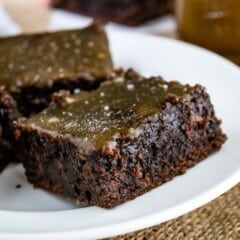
[0,25,113,92]
[25,74,194,148]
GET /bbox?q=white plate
[0,11,240,240]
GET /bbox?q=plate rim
[0,171,239,240]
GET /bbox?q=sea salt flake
[48,117,60,123]
[128,127,143,138]
[64,43,70,49]
[65,97,75,104]
[104,105,109,111]
[113,77,124,83]
[8,63,14,69]
[83,58,89,64]
[127,83,135,90]
[163,84,168,90]
[33,75,40,82]
[73,88,81,94]
[65,122,73,128]
[75,39,81,45]
[20,65,26,70]
[74,48,80,54]
[87,41,94,48]
[70,33,77,40]
[98,53,106,59]
[106,141,117,150]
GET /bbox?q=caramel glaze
[0,24,113,93]
[24,70,195,149]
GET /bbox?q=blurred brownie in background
[0,24,113,170]
[0,24,113,116]
[51,0,173,26]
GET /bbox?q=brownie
[16,70,226,208]
[0,87,20,172]
[51,0,173,26]
[0,24,113,116]
[0,24,113,170]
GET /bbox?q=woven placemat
[107,184,240,240]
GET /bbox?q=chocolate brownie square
[0,24,113,116]
[16,70,226,208]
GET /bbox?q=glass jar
[175,0,240,64]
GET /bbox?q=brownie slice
[0,24,113,116]
[16,70,226,208]
[51,0,173,26]
[0,87,20,172]
[0,24,113,170]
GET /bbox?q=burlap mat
[106,184,240,240]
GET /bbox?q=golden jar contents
[175,0,240,64]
